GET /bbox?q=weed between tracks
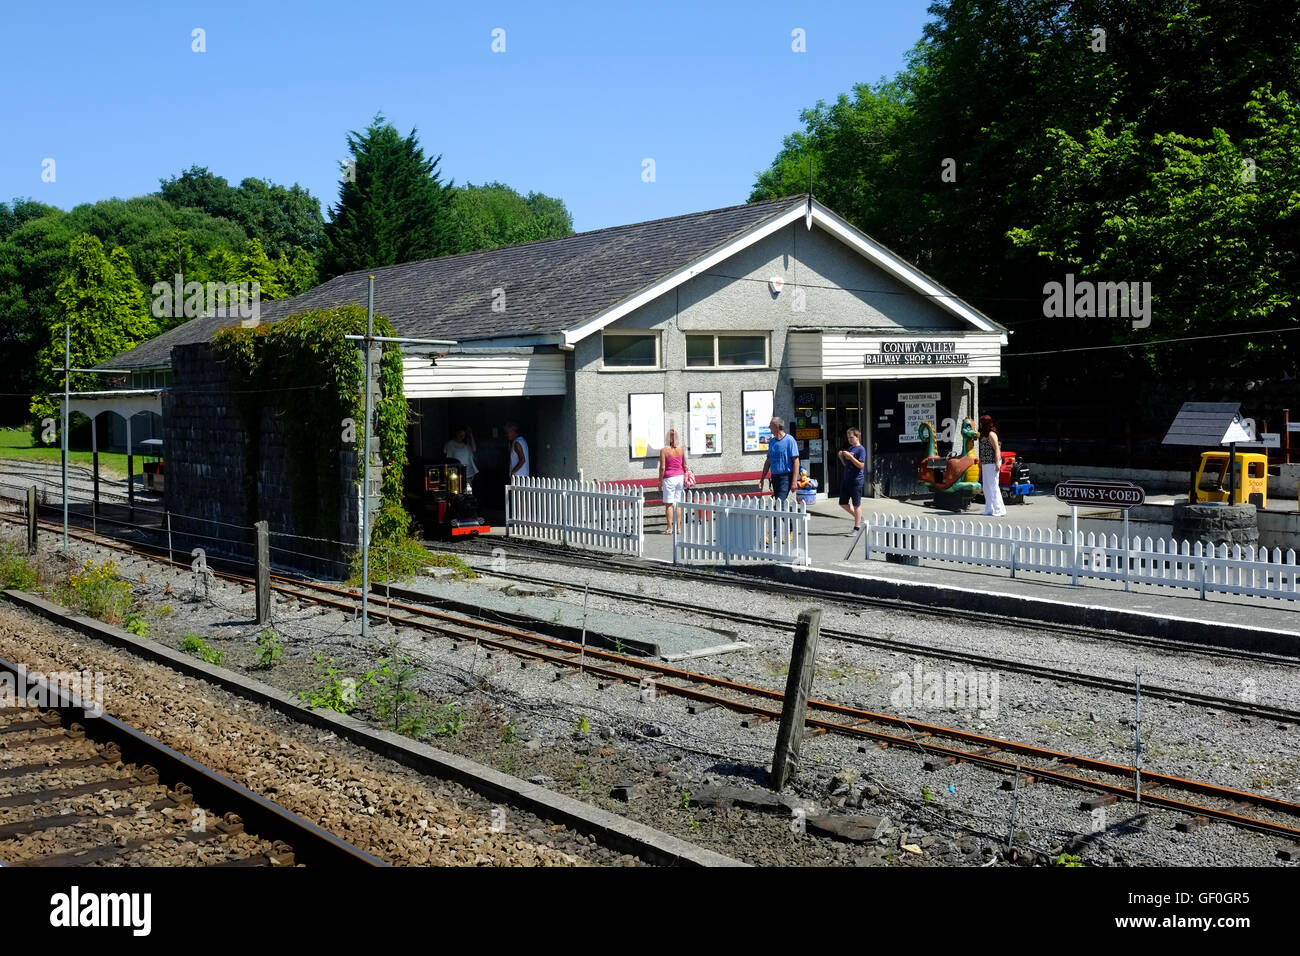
[181,633,223,665]
[0,542,39,591]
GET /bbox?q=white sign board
[688,392,721,457]
[1261,432,1281,448]
[898,391,940,445]
[742,390,773,453]
[629,393,664,459]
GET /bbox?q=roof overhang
[562,198,1007,347]
[60,389,164,421]
[1162,402,1254,446]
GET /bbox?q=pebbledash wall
[163,343,362,573]
[571,222,986,491]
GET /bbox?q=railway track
[6,506,1300,842]
[0,656,384,867]
[451,561,1300,725]
[456,536,1300,666]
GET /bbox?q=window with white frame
[602,332,660,368]
[685,333,769,368]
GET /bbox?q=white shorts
[662,475,685,504]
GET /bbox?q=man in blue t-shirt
[837,427,867,532]
[758,416,800,505]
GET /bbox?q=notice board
[899,391,941,444]
[688,391,722,457]
[870,379,951,454]
[742,389,773,453]
[629,393,664,459]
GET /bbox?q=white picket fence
[862,513,1300,601]
[673,492,811,567]
[506,476,645,557]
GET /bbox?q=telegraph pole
[62,322,70,549]
[361,276,374,638]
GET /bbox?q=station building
[102,195,1006,518]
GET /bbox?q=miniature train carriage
[998,451,1034,505]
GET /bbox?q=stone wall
[163,343,360,576]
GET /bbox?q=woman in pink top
[659,428,687,534]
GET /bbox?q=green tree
[751,0,1300,416]
[236,237,285,300]
[320,115,455,279]
[29,235,156,440]
[159,166,325,257]
[447,182,574,253]
[275,246,318,296]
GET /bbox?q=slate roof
[101,196,803,370]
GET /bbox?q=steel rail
[261,581,1300,837]
[458,565,1300,724]
[0,654,386,867]
[454,536,1300,666]
[8,508,1300,840]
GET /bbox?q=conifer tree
[320,115,455,279]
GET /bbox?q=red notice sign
[1054,479,1146,508]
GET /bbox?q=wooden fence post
[255,520,270,625]
[27,486,38,553]
[771,608,823,791]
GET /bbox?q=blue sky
[1,0,933,232]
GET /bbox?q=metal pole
[1228,442,1237,504]
[62,322,69,550]
[1134,668,1143,804]
[1122,508,1130,592]
[1071,505,1078,586]
[1008,764,1021,849]
[577,582,590,674]
[361,276,374,638]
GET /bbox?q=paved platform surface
[389,574,750,662]
[635,495,1300,640]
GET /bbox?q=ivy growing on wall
[211,305,409,546]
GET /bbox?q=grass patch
[253,629,283,670]
[419,551,477,580]
[58,559,133,624]
[347,536,475,586]
[300,654,373,713]
[0,542,38,591]
[180,633,223,665]
[0,427,128,477]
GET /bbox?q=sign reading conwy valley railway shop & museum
[1054,479,1146,508]
[863,341,970,367]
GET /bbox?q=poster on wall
[898,391,940,444]
[742,389,774,453]
[688,392,722,457]
[629,393,665,459]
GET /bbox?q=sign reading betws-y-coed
[864,341,970,367]
[1054,479,1145,508]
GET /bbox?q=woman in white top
[505,421,530,479]
[443,426,478,492]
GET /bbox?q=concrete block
[805,813,889,843]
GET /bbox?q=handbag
[684,468,697,489]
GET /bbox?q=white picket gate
[862,513,1300,601]
[505,476,645,557]
[673,492,810,567]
